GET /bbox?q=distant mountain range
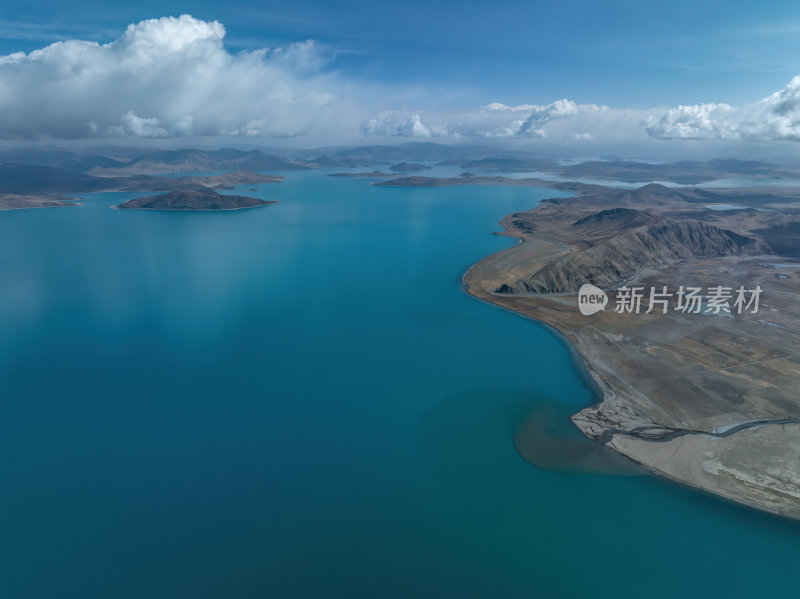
[285,141,532,163]
[3,142,800,184]
[0,164,280,195]
[0,147,308,176]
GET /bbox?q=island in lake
[116,187,276,211]
[0,163,282,211]
[389,161,432,173]
[327,170,396,178]
[373,174,610,194]
[0,193,80,210]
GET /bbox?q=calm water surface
[0,171,797,598]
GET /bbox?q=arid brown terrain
[465,183,800,519]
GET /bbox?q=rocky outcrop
[571,207,655,236]
[516,220,771,293]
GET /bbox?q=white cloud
[518,99,607,135]
[480,102,540,112]
[0,14,352,140]
[7,14,800,152]
[645,76,800,142]
[645,103,740,139]
[0,18,629,145]
[362,99,609,140]
[365,80,800,148]
[110,111,169,138]
[364,112,438,137]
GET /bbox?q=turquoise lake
[0,171,798,598]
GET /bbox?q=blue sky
[2,0,800,153]
[3,0,800,107]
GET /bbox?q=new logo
[578,284,608,315]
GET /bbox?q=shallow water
[0,171,798,599]
[513,401,643,475]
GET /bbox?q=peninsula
[465,182,800,519]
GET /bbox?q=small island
[0,194,80,210]
[374,174,608,194]
[115,187,276,211]
[389,162,432,173]
[327,170,396,178]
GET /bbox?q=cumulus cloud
[518,99,606,137]
[0,14,627,147]
[8,14,800,150]
[645,76,800,142]
[645,103,741,140]
[362,99,609,140]
[364,112,438,137]
[365,79,800,147]
[480,102,541,112]
[0,14,349,140]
